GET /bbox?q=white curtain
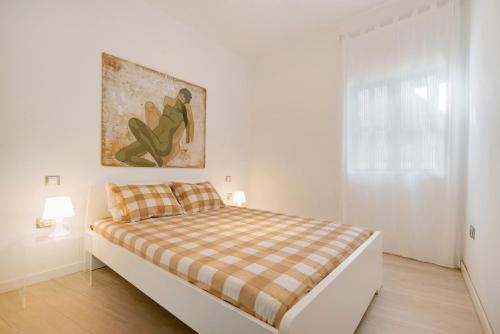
[341,0,467,267]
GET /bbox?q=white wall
[464,0,500,331]
[0,0,252,287]
[248,36,343,220]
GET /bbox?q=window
[347,72,448,174]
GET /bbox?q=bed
[85,184,382,334]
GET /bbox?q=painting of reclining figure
[101,53,206,168]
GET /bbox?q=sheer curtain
[341,0,467,267]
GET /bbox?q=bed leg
[85,233,93,287]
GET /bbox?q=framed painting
[101,53,206,168]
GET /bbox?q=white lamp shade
[43,196,75,221]
[233,191,246,205]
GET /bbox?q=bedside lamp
[233,191,246,207]
[43,196,74,239]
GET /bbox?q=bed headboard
[84,184,111,228]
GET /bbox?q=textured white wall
[464,0,500,331]
[0,0,252,285]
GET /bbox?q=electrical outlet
[45,175,60,186]
[225,176,231,183]
[36,218,54,229]
[469,225,476,240]
[226,193,232,202]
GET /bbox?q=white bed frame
[85,185,382,334]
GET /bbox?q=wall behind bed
[0,0,252,289]
[248,36,343,220]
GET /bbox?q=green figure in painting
[116,88,194,167]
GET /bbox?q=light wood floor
[355,255,482,334]
[0,254,482,334]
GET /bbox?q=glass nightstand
[21,228,83,308]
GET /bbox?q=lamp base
[49,222,69,239]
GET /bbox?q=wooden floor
[355,255,482,334]
[0,254,482,334]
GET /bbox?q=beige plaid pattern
[170,181,225,214]
[108,183,183,222]
[93,206,372,327]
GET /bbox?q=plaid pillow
[105,183,122,221]
[107,183,183,222]
[170,181,225,214]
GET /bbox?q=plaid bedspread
[93,206,372,328]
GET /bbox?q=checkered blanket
[92,206,372,327]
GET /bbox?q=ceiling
[146,0,390,57]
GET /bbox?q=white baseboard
[461,261,493,334]
[0,261,84,294]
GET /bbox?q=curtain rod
[339,0,454,41]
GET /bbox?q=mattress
[92,206,372,327]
